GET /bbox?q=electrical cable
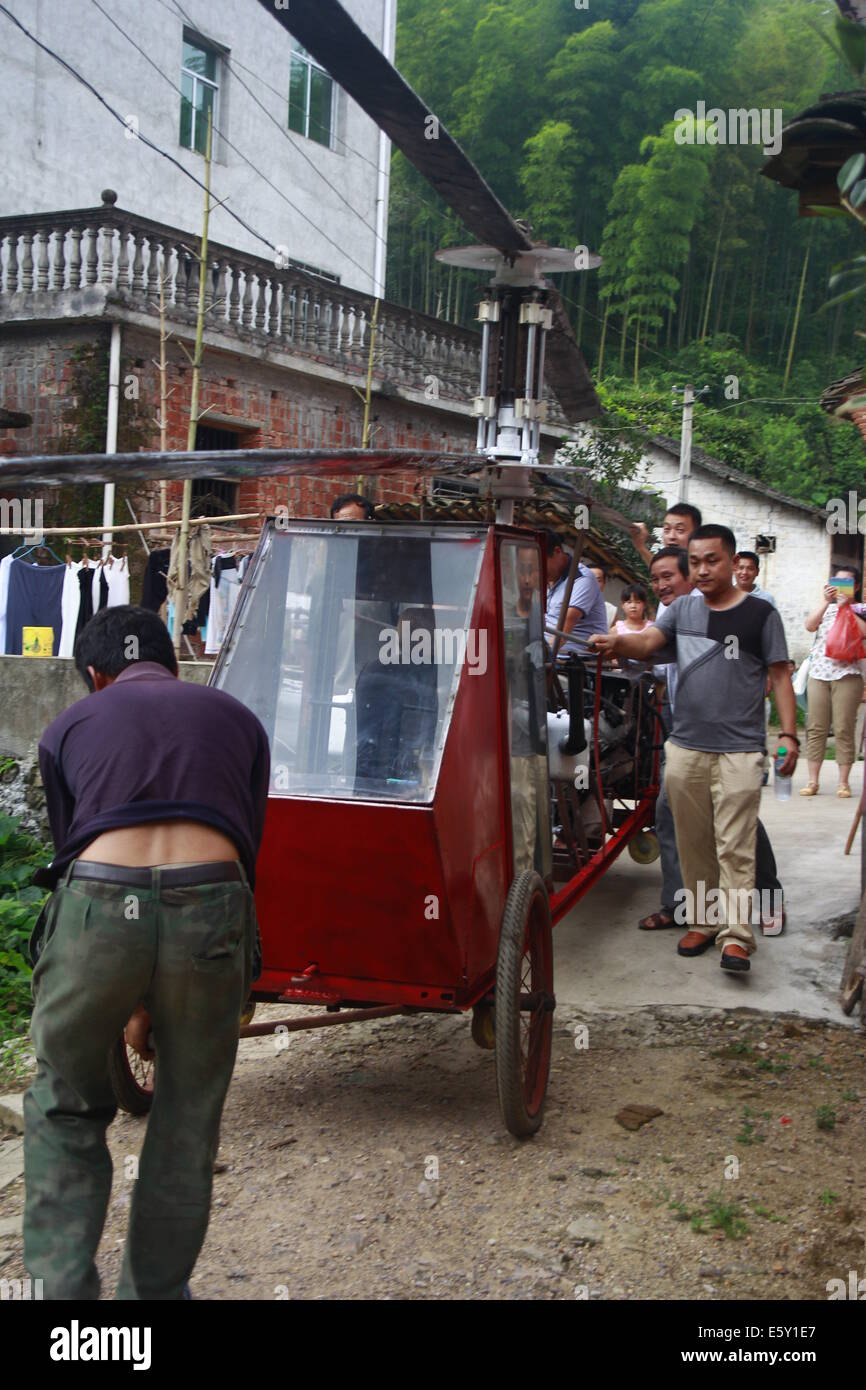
[84,0,377,286]
[0,0,278,258]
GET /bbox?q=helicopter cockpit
[211,520,486,803]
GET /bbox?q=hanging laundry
[91,564,109,614]
[58,560,83,659]
[141,548,171,612]
[167,526,212,626]
[105,554,130,608]
[0,552,12,654]
[5,559,65,655]
[75,565,94,641]
[204,557,242,654]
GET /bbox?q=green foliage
[387,0,866,507]
[816,1103,837,1131]
[0,814,51,1051]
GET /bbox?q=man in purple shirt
[24,605,270,1300]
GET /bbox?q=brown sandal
[639,908,677,931]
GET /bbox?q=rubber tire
[628,830,660,865]
[494,870,554,1139]
[108,1035,155,1116]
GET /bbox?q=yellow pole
[173,108,213,654]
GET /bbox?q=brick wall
[0,323,479,522]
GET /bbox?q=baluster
[241,271,254,329]
[272,280,284,338]
[83,227,98,285]
[285,282,298,342]
[213,258,228,324]
[185,253,200,312]
[20,233,34,291]
[130,232,146,295]
[252,274,265,332]
[51,229,66,290]
[227,260,241,326]
[116,223,131,291]
[144,239,160,304]
[64,228,80,290]
[299,288,309,344]
[356,307,367,363]
[99,222,115,285]
[35,230,49,291]
[6,234,19,294]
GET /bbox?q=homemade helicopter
[0,0,662,1137]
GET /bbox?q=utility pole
[672,384,709,503]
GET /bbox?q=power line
[84,0,376,287]
[0,0,278,258]
[167,0,387,256]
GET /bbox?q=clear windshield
[213,522,486,802]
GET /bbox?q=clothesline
[0,512,266,537]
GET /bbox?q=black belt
[69,861,243,889]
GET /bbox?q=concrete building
[0,0,395,294]
[636,435,831,661]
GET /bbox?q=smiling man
[589,525,798,974]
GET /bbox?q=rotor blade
[259,0,531,255]
[544,287,601,422]
[0,449,484,491]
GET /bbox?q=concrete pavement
[554,759,861,1020]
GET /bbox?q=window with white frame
[180,34,220,156]
[288,45,335,148]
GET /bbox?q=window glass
[213,525,486,803]
[288,48,333,147]
[288,54,308,135]
[183,39,216,81]
[180,71,194,150]
[500,540,551,878]
[180,36,218,153]
[309,66,333,146]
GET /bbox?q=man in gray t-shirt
[589,525,799,975]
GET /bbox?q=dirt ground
[1,1001,864,1300]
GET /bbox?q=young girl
[613,583,652,634]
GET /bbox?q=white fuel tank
[546,709,592,783]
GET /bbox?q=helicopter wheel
[108,1035,155,1116]
[628,829,660,865]
[494,871,554,1139]
[470,1001,495,1050]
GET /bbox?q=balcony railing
[0,199,488,406]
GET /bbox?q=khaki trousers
[805,674,863,767]
[664,744,766,953]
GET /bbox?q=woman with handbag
[801,568,866,798]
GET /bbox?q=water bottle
[774,746,792,801]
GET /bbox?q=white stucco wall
[0,0,393,291]
[637,444,830,662]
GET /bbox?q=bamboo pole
[0,513,263,538]
[157,262,169,524]
[361,297,380,450]
[782,224,814,395]
[173,108,213,654]
[596,302,609,381]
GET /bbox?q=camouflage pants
[23,863,255,1300]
